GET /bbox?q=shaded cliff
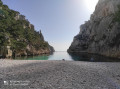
[0,0,54,58]
[68,0,120,58]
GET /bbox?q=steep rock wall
[68,0,120,58]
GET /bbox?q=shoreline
[68,51,120,60]
[0,59,50,68]
[1,59,120,68]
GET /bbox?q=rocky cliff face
[48,45,55,54]
[68,0,120,58]
[0,0,54,58]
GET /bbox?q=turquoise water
[16,51,120,62]
[16,52,73,61]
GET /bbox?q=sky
[2,0,98,51]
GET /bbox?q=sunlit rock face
[68,0,120,58]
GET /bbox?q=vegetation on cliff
[0,0,54,58]
[114,5,120,23]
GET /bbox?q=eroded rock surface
[68,0,120,58]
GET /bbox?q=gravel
[0,60,120,89]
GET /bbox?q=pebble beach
[0,60,120,89]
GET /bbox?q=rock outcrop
[68,0,120,58]
[48,45,55,53]
[0,0,54,58]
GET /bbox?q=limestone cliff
[68,0,120,58]
[0,0,54,58]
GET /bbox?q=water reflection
[15,52,73,61]
[68,52,120,62]
[48,52,72,60]
[16,54,49,60]
[15,52,120,62]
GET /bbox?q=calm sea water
[15,51,120,62]
[16,52,72,61]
